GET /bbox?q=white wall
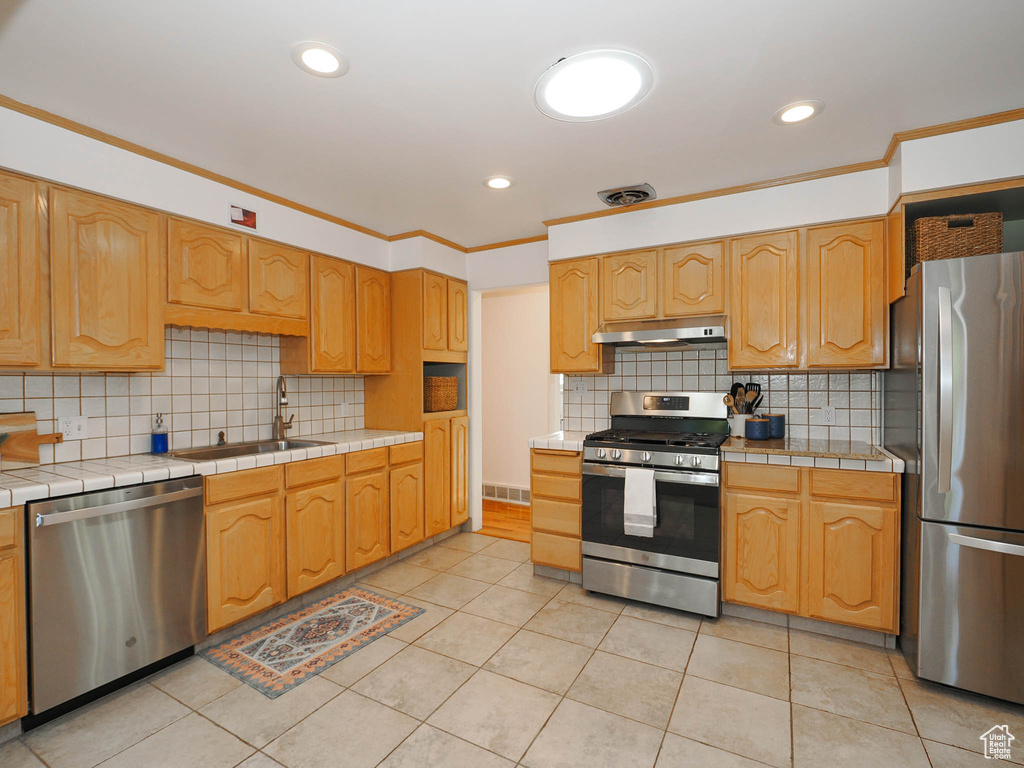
[388,236,468,278]
[480,285,556,490]
[466,240,550,289]
[547,168,890,260]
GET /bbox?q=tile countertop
[528,431,589,452]
[0,429,423,508]
[722,436,904,473]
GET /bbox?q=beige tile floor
[5,531,1024,768]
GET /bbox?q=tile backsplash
[0,328,364,464]
[563,345,882,444]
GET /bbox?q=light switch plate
[570,378,588,395]
[821,406,836,426]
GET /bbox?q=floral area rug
[202,586,424,698]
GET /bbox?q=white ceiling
[1,0,1023,247]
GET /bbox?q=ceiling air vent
[597,183,657,207]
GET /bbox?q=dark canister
[745,417,770,441]
[766,413,786,439]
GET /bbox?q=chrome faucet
[273,376,295,440]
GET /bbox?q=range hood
[592,317,726,347]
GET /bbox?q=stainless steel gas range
[581,391,728,617]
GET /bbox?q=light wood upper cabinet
[346,467,389,571]
[662,241,725,317]
[311,256,356,373]
[447,279,468,353]
[167,218,244,312]
[206,494,286,632]
[601,249,658,321]
[728,230,799,369]
[805,500,897,632]
[356,266,391,373]
[424,418,451,537]
[50,188,164,369]
[723,491,801,612]
[450,415,469,526]
[248,239,308,319]
[285,479,346,598]
[806,219,887,368]
[390,460,424,554]
[550,257,606,373]
[0,508,26,726]
[423,272,448,351]
[0,173,40,367]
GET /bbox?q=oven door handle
[582,462,719,487]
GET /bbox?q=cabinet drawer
[810,469,897,503]
[347,447,387,475]
[725,463,800,494]
[532,472,581,502]
[206,466,282,505]
[531,530,581,572]
[531,449,581,475]
[285,455,345,489]
[0,507,17,549]
[532,497,581,537]
[389,441,424,466]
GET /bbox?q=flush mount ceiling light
[534,50,654,122]
[484,176,513,189]
[291,41,349,78]
[772,99,825,124]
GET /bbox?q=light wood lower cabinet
[451,416,469,526]
[530,449,583,572]
[0,507,27,726]
[206,478,287,633]
[424,418,452,537]
[390,443,425,554]
[346,450,389,571]
[722,464,900,633]
[285,457,346,599]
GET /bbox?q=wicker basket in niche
[907,213,1003,276]
[423,377,458,412]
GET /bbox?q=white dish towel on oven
[623,467,656,538]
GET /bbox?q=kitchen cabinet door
[167,218,244,312]
[728,230,799,369]
[424,418,452,536]
[50,188,164,369]
[356,266,391,373]
[347,469,389,571]
[0,509,26,726]
[0,172,40,367]
[311,255,356,372]
[248,239,308,319]
[662,241,725,317]
[723,491,801,613]
[422,271,448,351]
[447,278,468,352]
[550,257,605,373]
[806,219,887,368]
[450,415,469,526]
[390,461,425,553]
[601,249,659,321]
[805,500,897,632]
[286,479,346,598]
[206,495,286,632]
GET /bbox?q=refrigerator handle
[949,532,1024,558]
[937,286,953,494]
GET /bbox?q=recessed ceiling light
[291,41,349,78]
[772,100,825,124]
[484,176,513,189]
[535,50,654,122]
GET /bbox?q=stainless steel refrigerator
[885,250,1024,704]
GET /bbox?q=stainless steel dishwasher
[27,476,206,714]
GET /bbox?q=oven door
[581,462,720,577]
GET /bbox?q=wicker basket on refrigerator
[907,212,1003,276]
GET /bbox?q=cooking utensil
[723,394,737,415]
[735,387,746,413]
[0,412,63,470]
[751,394,764,414]
[745,382,761,396]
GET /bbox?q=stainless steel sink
[168,439,331,461]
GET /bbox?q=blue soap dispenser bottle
[151,412,169,454]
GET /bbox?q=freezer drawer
[917,521,1024,704]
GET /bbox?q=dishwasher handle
[35,486,203,527]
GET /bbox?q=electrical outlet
[570,378,588,395]
[58,416,89,441]
[821,405,837,426]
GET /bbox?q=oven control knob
[595,448,606,459]
[690,456,702,467]
[642,451,652,462]
[611,449,621,460]
[675,455,685,466]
